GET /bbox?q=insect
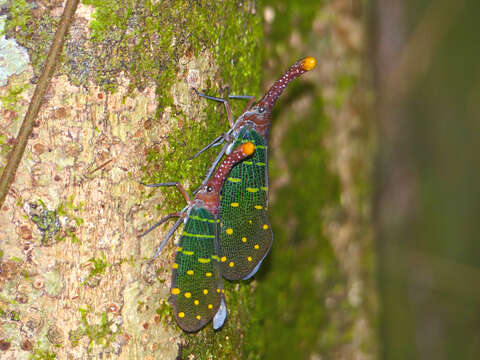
[140,142,255,332]
[193,57,317,280]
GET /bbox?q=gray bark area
[0,2,221,358]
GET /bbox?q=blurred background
[245,0,480,359]
[373,0,480,359]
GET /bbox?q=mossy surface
[30,347,57,360]
[4,0,260,208]
[69,306,119,353]
[75,0,264,357]
[136,1,263,214]
[4,0,262,191]
[241,0,374,359]
[0,82,28,111]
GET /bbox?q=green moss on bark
[4,0,266,357]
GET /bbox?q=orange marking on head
[241,142,255,156]
[301,56,316,71]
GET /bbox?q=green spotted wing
[218,128,273,280]
[170,207,224,332]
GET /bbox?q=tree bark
[0,1,262,358]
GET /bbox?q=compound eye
[258,106,265,113]
[206,186,213,192]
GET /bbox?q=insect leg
[138,212,183,239]
[139,181,191,204]
[192,143,229,194]
[227,95,255,100]
[192,88,234,128]
[151,216,185,260]
[189,133,225,160]
[228,94,256,114]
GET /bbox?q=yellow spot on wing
[261,186,268,191]
[254,244,260,250]
[226,228,233,235]
[196,315,201,320]
[221,256,227,262]
[229,261,234,268]
[216,288,221,293]
[211,255,220,261]
[263,224,269,230]
[227,177,241,183]
[241,237,247,243]
[254,205,263,210]
[206,272,212,277]
[176,247,182,252]
[194,300,199,305]
[183,250,194,256]
[187,270,194,275]
[198,258,211,263]
[171,288,180,295]
[203,289,208,295]
[184,292,191,298]
[178,312,185,318]
[248,256,252,262]
[172,263,178,269]
[246,187,259,193]
[208,304,213,309]
[231,202,239,207]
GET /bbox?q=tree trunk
[251,1,377,359]
[0,1,262,358]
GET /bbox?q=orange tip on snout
[241,142,255,156]
[301,56,316,71]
